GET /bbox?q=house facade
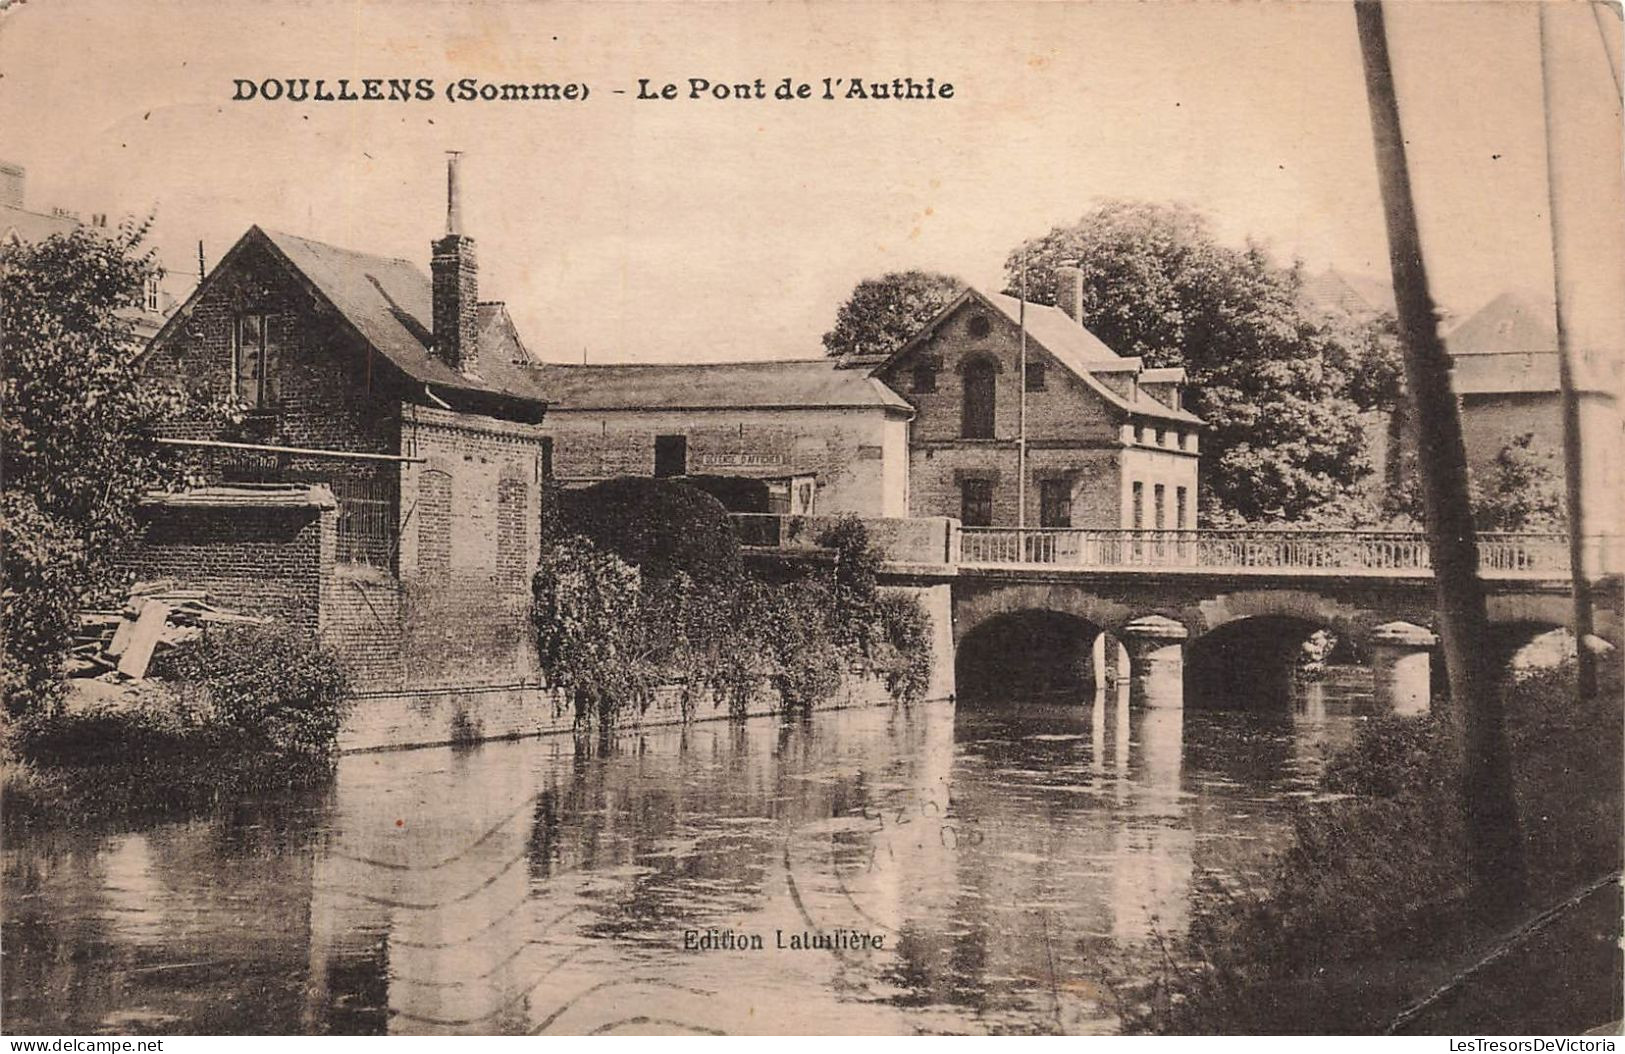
[529,359,914,516]
[138,161,550,687]
[871,266,1202,529]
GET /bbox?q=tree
[1,221,211,713]
[1472,433,1566,532]
[822,270,964,360]
[1003,201,1381,522]
[552,476,742,584]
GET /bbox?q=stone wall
[338,670,904,753]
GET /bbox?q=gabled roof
[1444,291,1557,356]
[150,227,548,416]
[873,286,1201,424]
[523,358,914,413]
[1,203,78,245]
[1300,267,1398,318]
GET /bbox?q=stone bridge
[733,515,1623,713]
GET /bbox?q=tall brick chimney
[1055,260,1085,325]
[431,152,479,377]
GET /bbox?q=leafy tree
[552,476,742,584]
[1,221,211,713]
[1004,201,1381,522]
[822,270,964,360]
[1383,432,1566,533]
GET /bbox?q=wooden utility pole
[1354,0,1524,912]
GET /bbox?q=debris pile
[70,580,265,681]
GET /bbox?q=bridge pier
[1121,615,1189,710]
[1370,621,1436,715]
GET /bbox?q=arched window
[962,358,996,439]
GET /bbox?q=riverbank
[1114,659,1623,1034]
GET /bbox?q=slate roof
[0,203,78,245]
[256,228,548,407]
[1300,267,1398,317]
[878,287,1202,424]
[523,358,914,413]
[1444,292,1557,356]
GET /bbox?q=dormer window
[233,312,276,407]
[912,363,938,393]
[143,275,160,313]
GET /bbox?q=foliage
[1,222,220,713]
[816,516,884,648]
[1383,431,1567,532]
[1471,433,1566,532]
[1114,660,1622,1034]
[531,513,937,728]
[531,536,653,727]
[5,626,349,822]
[822,270,965,360]
[552,476,742,584]
[1004,201,1380,522]
[679,474,771,514]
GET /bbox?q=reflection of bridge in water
[733,515,1623,714]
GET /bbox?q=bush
[867,592,935,705]
[816,516,882,649]
[4,625,349,822]
[552,476,742,584]
[1115,660,1622,1034]
[531,536,654,728]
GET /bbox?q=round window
[968,315,991,338]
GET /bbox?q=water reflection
[4,671,1375,1035]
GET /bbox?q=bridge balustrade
[729,514,1613,580]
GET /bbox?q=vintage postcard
[1,0,1621,1041]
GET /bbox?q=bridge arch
[955,608,1117,702]
[952,582,1150,644]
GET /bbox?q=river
[3,673,1374,1035]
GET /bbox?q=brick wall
[541,407,907,516]
[127,502,334,632]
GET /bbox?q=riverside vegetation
[532,477,934,731]
[1106,657,1622,1035]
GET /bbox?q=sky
[0,0,1620,364]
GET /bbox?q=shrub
[816,516,882,650]
[531,536,653,728]
[552,476,742,584]
[152,624,350,763]
[868,591,935,705]
[1114,660,1622,1034]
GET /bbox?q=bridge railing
[958,527,1580,578]
[731,514,1608,579]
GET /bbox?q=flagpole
[1018,249,1029,531]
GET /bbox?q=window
[144,275,160,313]
[962,358,996,439]
[1040,478,1071,528]
[968,314,991,338]
[912,363,937,393]
[1154,484,1166,529]
[1176,486,1188,529]
[539,437,554,481]
[654,434,687,478]
[333,477,398,569]
[1025,359,1046,392]
[232,312,275,407]
[1155,429,1165,447]
[961,478,994,527]
[1132,481,1145,529]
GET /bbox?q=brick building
[528,359,914,516]
[871,265,1202,529]
[138,159,550,687]
[1439,292,1622,538]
